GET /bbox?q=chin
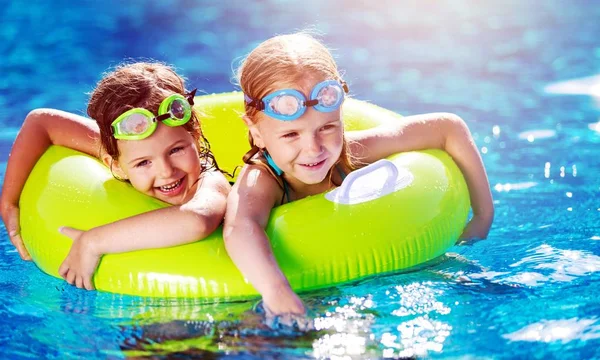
[297,172,329,185]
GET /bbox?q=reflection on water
[459,245,600,288]
[507,245,600,286]
[504,318,600,344]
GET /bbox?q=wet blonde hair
[236,32,357,179]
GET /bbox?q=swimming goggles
[111,89,197,140]
[244,80,349,121]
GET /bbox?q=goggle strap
[155,114,170,122]
[305,99,319,107]
[186,88,197,105]
[244,94,265,111]
[341,81,349,93]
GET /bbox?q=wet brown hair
[87,61,219,173]
[236,32,358,180]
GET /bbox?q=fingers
[266,312,315,332]
[65,269,76,286]
[59,262,95,291]
[58,226,83,240]
[75,276,84,289]
[458,219,488,243]
[5,208,31,260]
[260,296,313,331]
[58,261,69,278]
[293,314,315,331]
[60,269,95,291]
[9,233,31,261]
[83,277,95,291]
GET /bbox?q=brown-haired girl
[0,61,230,290]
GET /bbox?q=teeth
[160,179,182,191]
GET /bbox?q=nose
[304,133,323,156]
[156,157,175,178]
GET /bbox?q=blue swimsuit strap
[336,164,347,181]
[281,178,291,205]
[260,150,289,204]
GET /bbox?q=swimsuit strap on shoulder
[336,164,347,181]
[261,150,290,205]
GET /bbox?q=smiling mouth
[300,159,326,168]
[157,177,184,192]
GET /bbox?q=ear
[101,153,128,180]
[248,125,265,149]
[242,114,254,127]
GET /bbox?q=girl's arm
[223,165,306,316]
[0,109,101,260]
[59,169,230,290]
[347,112,494,240]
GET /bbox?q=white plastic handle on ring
[337,159,399,203]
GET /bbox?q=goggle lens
[316,84,343,108]
[169,98,187,120]
[269,94,302,116]
[117,113,153,136]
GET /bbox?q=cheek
[329,132,345,159]
[326,129,344,148]
[182,151,202,173]
[125,169,153,190]
[261,132,284,152]
[268,140,298,164]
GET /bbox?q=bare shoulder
[199,169,231,193]
[228,163,283,218]
[233,164,282,199]
[182,169,230,216]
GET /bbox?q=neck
[282,167,342,201]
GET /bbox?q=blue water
[2,0,600,358]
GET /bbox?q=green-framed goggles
[111,89,197,140]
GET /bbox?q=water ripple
[506,245,600,286]
[503,318,600,344]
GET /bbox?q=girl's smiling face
[113,122,203,205]
[250,78,344,188]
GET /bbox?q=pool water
[1,0,600,358]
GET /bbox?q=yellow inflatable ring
[19,93,470,299]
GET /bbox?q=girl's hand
[457,213,493,244]
[0,204,31,260]
[263,283,305,315]
[264,307,314,331]
[261,283,314,331]
[57,227,100,290]
[260,285,313,331]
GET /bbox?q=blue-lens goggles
[244,80,349,121]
